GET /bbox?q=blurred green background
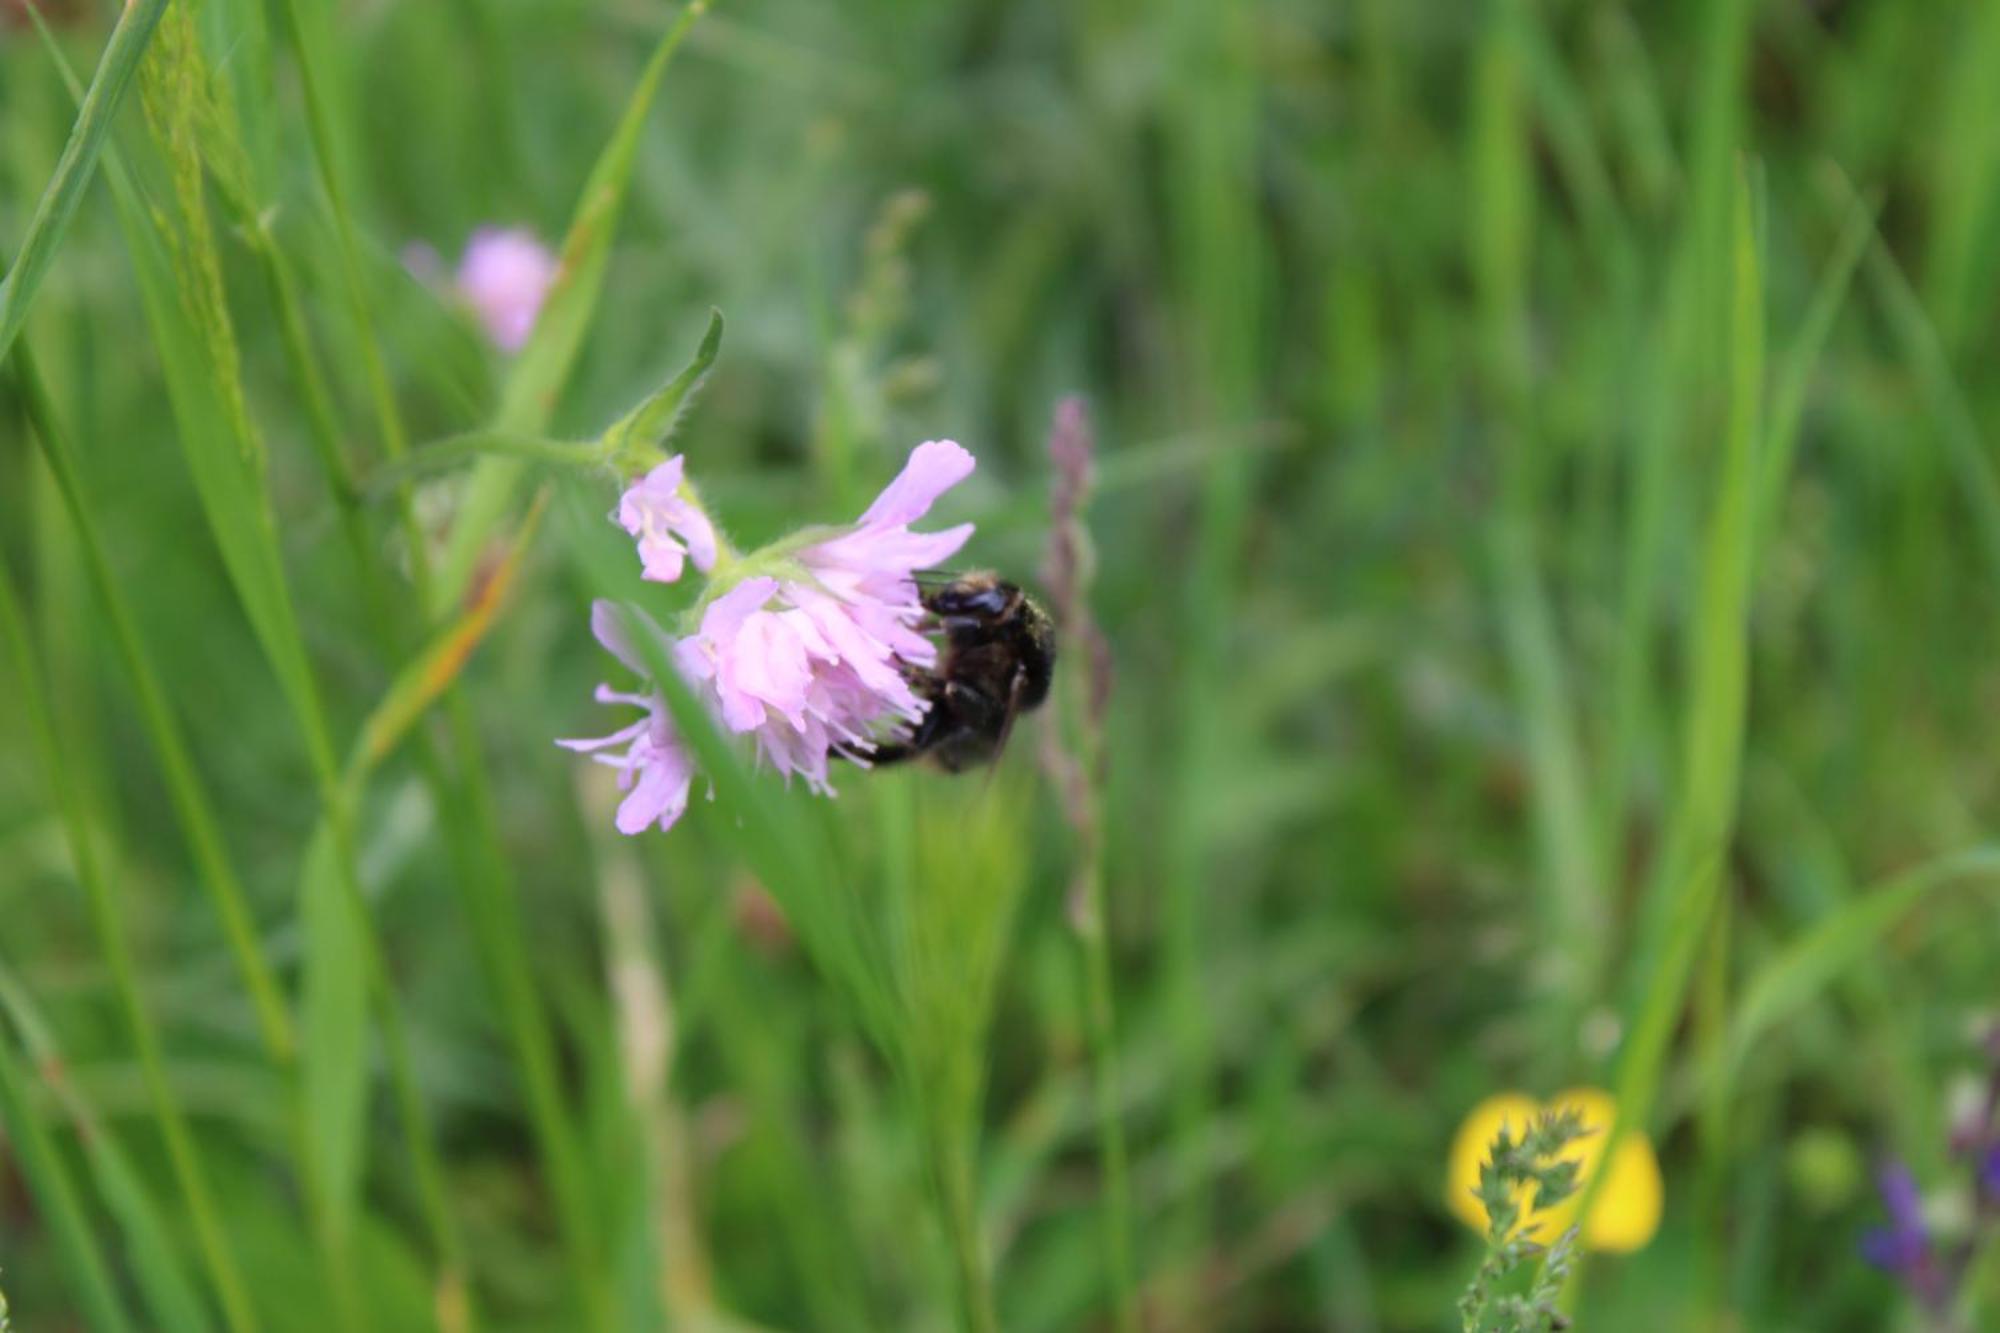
[5,0,2000,1329]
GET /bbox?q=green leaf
[0,0,172,365]
[1579,163,1766,1254]
[601,307,725,459]
[1714,846,2000,1090]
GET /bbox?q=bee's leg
[865,742,914,766]
[864,670,947,767]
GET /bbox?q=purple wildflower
[1983,1144,2000,1203]
[566,440,978,832]
[618,456,718,584]
[1861,1162,1927,1266]
[1861,1160,1947,1313]
[673,441,977,791]
[456,227,557,352]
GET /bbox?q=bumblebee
[871,571,1056,772]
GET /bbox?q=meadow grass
[6,1,2000,1330]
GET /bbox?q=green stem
[1077,870,1140,1333]
[0,0,171,363]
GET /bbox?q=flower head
[558,604,697,835]
[1446,1088,1662,1253]
[618,456,718,584]
[564,439,979,834]
[1983,1144,2000,1203]
[669,443,976,789]
[456,227,557,352]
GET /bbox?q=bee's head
[923,570,1014,619]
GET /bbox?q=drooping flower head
[567,440,978,832]
[456,227,558,352]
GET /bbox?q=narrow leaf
[0,0,172,363]
[435,0,713,612]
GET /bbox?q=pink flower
[456,227,557,352]
[618,456,718,584]
[558,604,698,835]
[567,439,978,833]
[676,440,974,790]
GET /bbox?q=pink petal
[856,440,975,528]
[615,744,694,835]
[639,456,685,496]
[698,577,779,644]
[676,502,719,573]
[590,600,675,676]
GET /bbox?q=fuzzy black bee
[871,571,1056,772]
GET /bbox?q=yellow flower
[1445,1087,1663,1253]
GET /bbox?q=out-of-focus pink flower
[456,227,557,352]
[558,603,697,835]
[618,456,718,584]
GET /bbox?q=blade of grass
[0,1026,137,1333]
[1824,166,2000,585]
[0,560,260,1333]
[1760,188,1875,538]
[1474,0,1605,1052]
[8,341,295,1063]
[261,11,714,1319]
[102,15,460,1320]
[22,26,386,1325]
[1573,164,1765,1303]
[435,0,713,613]
[1711,845,2000,1090]
[348,493,546,778]
[0,965,215,1333]
[0,0,171,364]
[1160,0,1263,1292]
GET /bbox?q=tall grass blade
[8,342,295,1063]
[435,0,713,612]
[1578,163,1765,1284]
[0,0,171,363]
